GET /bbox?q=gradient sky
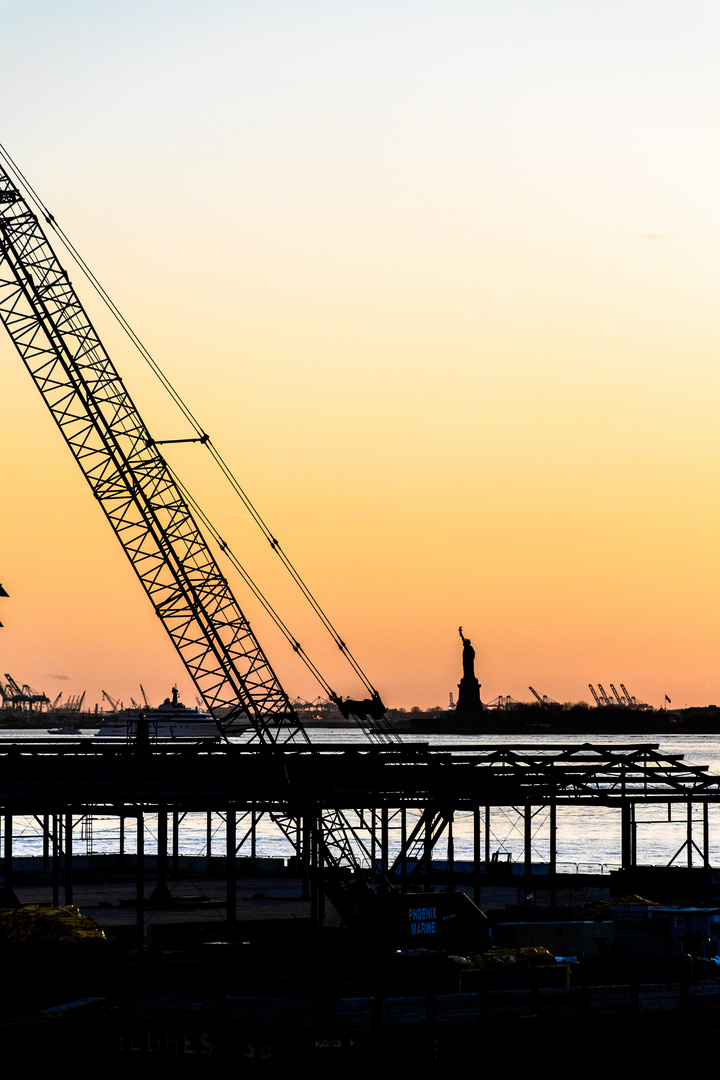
[1,0,720,711]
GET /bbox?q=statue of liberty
[456,626,483,719]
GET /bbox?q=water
[5,729,720,872]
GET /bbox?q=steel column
[549,801,557,909]
[226,805,236,925]
[64,810,73,905]
[136,809,144,947]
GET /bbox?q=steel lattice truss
[409,742,720,806]
[0,740,718,822]
[0,740,718,874]
[0,168,307,746]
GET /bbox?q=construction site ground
[5,873,614,938]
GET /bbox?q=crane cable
[166,463,336,699]
[0,142,378,699]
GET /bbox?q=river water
[5,730,720,873]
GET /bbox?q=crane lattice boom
[0,167,307,746]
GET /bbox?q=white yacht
[96,687,221,740]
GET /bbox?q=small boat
[96,687,220,740]
[47,727,82,736]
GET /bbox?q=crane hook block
[332,690,386,722]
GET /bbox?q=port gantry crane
[0,150,393,753]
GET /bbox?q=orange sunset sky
[1,1,720,712]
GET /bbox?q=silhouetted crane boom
[0,163,306,746]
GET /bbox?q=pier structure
[0,738,719,935]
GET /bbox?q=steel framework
[0,739,718,866]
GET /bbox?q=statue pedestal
[456,676,483,720]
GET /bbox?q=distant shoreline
[406,704,720,736]
[1,703,719,735]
